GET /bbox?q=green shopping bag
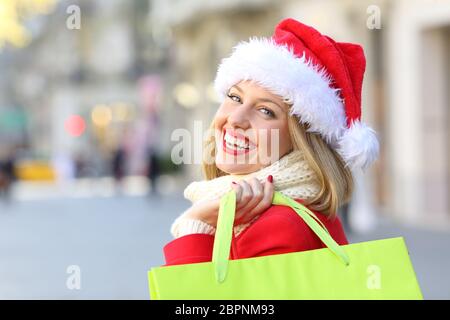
[148,190,423,299]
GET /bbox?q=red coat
[163,199,348,266]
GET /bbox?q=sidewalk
[9,175,185,201]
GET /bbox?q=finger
[238,177,264,217]
[249,176,274,217]
[230,182,242,203]
[235,178,265,225]
[239,177,272,224]
[233,180,254,225]
[236,180,252,210]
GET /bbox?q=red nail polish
[268,175,273,183]
[232,181,237,185]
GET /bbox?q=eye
[227,93,241,103]
[259,107,275,118]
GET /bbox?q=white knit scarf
[184,149,321,204]
[180,149,321,236]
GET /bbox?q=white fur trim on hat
[336,120,380,171]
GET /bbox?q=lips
[221,128,256,156]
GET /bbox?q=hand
[230,175,274,226]
[182,197,221,227]
[182,175,274,228]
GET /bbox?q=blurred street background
[1,0,450,299]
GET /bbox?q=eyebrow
[231,85,285,112]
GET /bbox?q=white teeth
[226,141,246,150]
[224,132,250,149]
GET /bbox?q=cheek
[261,123,290,151]
[213,105,228,129]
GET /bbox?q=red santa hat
[214,18,379,171]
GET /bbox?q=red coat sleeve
[163,233,215,266]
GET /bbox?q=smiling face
[214,80,293,175]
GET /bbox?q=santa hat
[214,18,379,171]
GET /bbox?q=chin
[216,162,260,175]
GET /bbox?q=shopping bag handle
[212,190,350,283]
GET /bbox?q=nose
[226,104,251,129]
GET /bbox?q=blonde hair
[201,112,353,218]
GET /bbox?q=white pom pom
[337,120,380,171]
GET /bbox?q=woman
[164,18,379,266]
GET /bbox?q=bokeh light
[91,104,112,127]
[173,82,199,109]
[64,114,85,137]
[111,102,130,122]
[206,82,221,104]
[0,0,57,49]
